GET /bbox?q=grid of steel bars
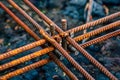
[0,0,120,80]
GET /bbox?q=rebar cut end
[61,19,67,23]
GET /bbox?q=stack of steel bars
[0,0,120,80]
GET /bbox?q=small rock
[101,39,120,55]
[23,69,39,80]
[116,72,120,79]
[89,45,100,52]
[102,0,120,5]
[53,75,64,80]
[69,0,87,7]
[9,34,27,43]
[10,76,23,80]
[92,1,106,17]
[96,74,109,80]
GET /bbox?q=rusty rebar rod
[49,19,78,80]
[49,18,78,80]
[0,47,54,71]
[0,1,118,79]
[23,0,120,35]
[62,19,67,50]
[0,2,119,61]
[0,58,51,80]
[48,53,78,80]
[8,1,94,80]
[1,1,78,80]
[1,26,119,72]
[0,2,77,79]
[0,20,119,61]
[1,28,120,80]
[0,39,46,60]
[81,29,120,48]
[74,20,120,41]
[0,2,40,41]
[24,1,118,79]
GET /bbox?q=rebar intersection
[0,0,120,80]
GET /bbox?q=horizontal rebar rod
[0,0,120,61]
[0,58,51,80]
[81,29,120,48]
[0,39,46,60]
[74,20,120,41]
[1,27,120,70]
[24,1,118,79]
[0,13,119,61]
[0,46,54,71]
[1,28,120,80]
[0,0,118,79]
[8,1,94,79]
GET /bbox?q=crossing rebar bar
[8,1,94,80]
[1,1,78,80]
[48,53,78,80]
[0,1,119,80]
[0,2,40,41]
[1,28,120,80]
[23,0,120,36]
[0,20,119,61]
[24,1,118,79]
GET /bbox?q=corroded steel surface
[0,0,120,80]
[7,1,95,80]
[24,1,118,79]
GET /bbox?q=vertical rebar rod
[61,19,67,50]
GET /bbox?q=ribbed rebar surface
[0,0,120,80]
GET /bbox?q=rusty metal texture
[0,2,40,41]
[0,39,46,60]
[0,58,51,80]
[61,19,67,50]
[74,20,120,42]
[0,47,54,71]
[0,0,119,80]
[81,29,120,48]
[5,1,79,80]
[48,53,78,80]
[8,1,94,80]
[0,20,119,61]
[0,2,119,61]
[23,0,120,35]
[24,0,118,79]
